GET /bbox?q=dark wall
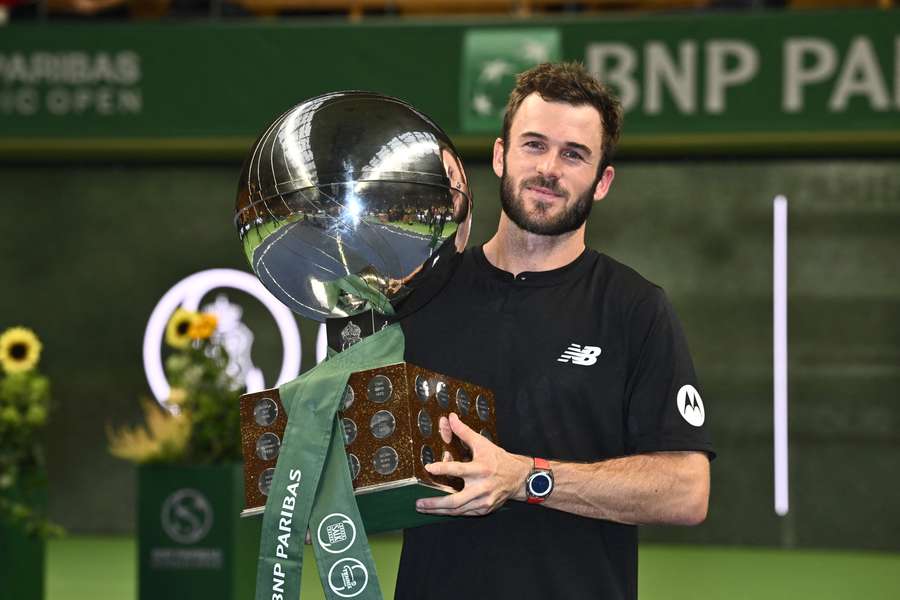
[2,159,898,549]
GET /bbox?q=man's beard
[500,168,596,236]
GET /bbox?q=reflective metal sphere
[235,91,472,322]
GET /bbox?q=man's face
[493,93,613,236]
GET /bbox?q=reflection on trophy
[233,91,495,532]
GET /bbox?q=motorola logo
[676,384,705,427]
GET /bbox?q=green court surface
[47,535,900,600]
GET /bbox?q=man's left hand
[415,413,532,516]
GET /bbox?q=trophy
[234,91,491,537]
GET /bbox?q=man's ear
[492,138,505,179]
[593,165,615,202]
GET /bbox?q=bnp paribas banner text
[1,9,897,158]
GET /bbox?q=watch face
[528,472,553,497]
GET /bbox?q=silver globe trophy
[235,92,498,536]
[234,90,473,323]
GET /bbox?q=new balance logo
[557,344,602,366]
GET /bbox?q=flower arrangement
[0,326,61,537]
[108,308,244,465]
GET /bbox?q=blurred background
[1,1,898,598]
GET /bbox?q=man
[395,62,714,600]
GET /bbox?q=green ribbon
[255,324,404,600]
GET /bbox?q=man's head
[494,62,622,236]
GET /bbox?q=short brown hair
[502,62,623,172]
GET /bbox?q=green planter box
[0,515,45,600]
[138,463,261,600]
[0,473,47,600]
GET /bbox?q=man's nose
[536,152,562,179]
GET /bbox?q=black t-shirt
[395,246,714,600]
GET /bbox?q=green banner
[1,9,898,158]
[257,324,405,600]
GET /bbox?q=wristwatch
[525,457,554,504]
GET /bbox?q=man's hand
[415,413,532,516]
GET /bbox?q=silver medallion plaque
[435,380,450,409]
[255,432,281,461]
[476,394,491,421]
[341,385,355,411]
[373,446,399,476]
[348,453,361,481]
[253,397,279,427]
[367,375,393,404]
[421,445,435,465]
[456,388,471,417]
[417,409,432,437]
[342,418,358,446]
[415,375,431,403]
[370,410,396,439]
[258,467,276,496]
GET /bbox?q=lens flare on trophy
[234,91,473,323]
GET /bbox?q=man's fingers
[438,415,452,444]
[425,460,476,478]
[448,412,481,448]
[416,486,479,512]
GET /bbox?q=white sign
[142,268,302,407]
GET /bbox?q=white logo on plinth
[557,344,602,366]
[328,558,369,598]
[161,488,213,544]
[677,384,705,427]
[317,512,357,554]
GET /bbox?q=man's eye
[563,150,585,161]
[524,141,544,150]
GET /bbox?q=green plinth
[0,473,47,600]
[138,463,260,600]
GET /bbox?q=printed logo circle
[370,410,396,439]
[316,512,357,554]
[677,384,705,427]
[415,375,431,402]
[340,385,355,411]
[255,432,281,461]
[253,397,278,426]
[327,557,369,598]
[160,488,213,544]
[366,375,393,404]
[435,380,449,409]
[342,418,358,446]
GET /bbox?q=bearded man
[395,62,714,600]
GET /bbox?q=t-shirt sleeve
[623,286,715,459]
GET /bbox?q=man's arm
[415,413,710,526]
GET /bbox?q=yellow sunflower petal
[0,326,43,374]
[165,309,196,349]
[188,313,218,340]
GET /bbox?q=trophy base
[241,477,453,534]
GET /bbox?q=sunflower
[188,313,218,340]
[0,327,43,374]
[165,309,196,349]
